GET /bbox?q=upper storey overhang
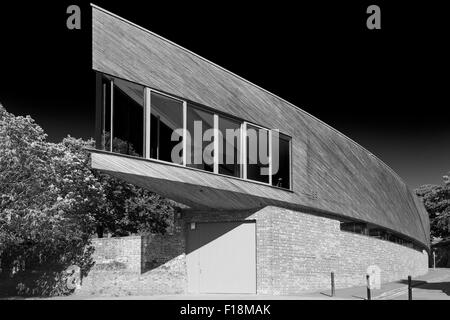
[90,4,430,249]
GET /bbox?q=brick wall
[265,207,428,294]
[140,233,186,294]
[77,233,186,296]
[89,236,142,272]
[182,206,428,295]
[77,206,428,296]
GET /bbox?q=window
[341,222,423,252]
[369,228,387,240]
[272,133,291,189]
[96,73,293,190]
[186,104,214,172]
[246,124,270,183]
[112,78,144,157]
[218,116,241,178]
[150,92,183,164]
[341,222,367,235]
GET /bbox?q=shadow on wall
[141,212,256,274]
[76,216,258,296]
[141,233,185,274]
[84,209,259,277]
[185,221,249,255]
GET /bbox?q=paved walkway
[390,270,450,300]
[25,268,450,300]
[309,268,450,300]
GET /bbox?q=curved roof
[91,4,430,249]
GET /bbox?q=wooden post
[331,272,335,297]
[408,276,412,300]
[366,275,371,300]
[433,251,436,269]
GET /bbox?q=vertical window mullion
[156,116,160,159]
[213,114,219,174]
[102,83,106,149]
[144,88,151,159]
[242,122,247,179]
[268,130,273,185]
[109,79,114,153]
[289,138,293,190]
[182,101,187,166]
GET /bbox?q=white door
[187,221,256,294]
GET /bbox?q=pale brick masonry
[77,206,428,296]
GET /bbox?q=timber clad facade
[87,4,430,295]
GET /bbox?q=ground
[1,268,447,300]
[25,268,448,300]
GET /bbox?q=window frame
[271,132,293,190]
[243,121,272,184]
[101,75,114,153]
[111,77,146,157]
[97,72,293,192]
[146,88,185,164]
[216,113,242,178]
[185,102,216,172]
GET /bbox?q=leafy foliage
[416,173,450,240]
[0,108,96,295]
[0,106,176,296]
[62,136,176,237]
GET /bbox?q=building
[88,4,430,295]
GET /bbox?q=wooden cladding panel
[91,6,429,247]
[91,152,309,211]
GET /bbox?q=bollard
[331,272,335,297]
[408,276,412,300]
[366,274,371,300]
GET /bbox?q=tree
[62,136,176,237]
[0,107,98,296]
[0,106,176,296]
[416,173,450,240]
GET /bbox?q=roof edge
[90,3,410,189]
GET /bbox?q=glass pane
[218,116,241,177]
[101,76,111,151]
[150,92,183,164]
[186,105,214,172]
[112,78,144,157]
[272,133,291,189]
[112,79,144,157]
[246,124,269,183]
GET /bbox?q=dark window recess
[272,133,291,189]
[340,222,368,235]
[150,92,183,164]
[369,228,387,240]
[186,105,214,172]
[218,116,241,178]
[341,222,423,252]
[101,76,112,151]
[112,78,144,157]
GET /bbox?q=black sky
[0,1,448,188]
